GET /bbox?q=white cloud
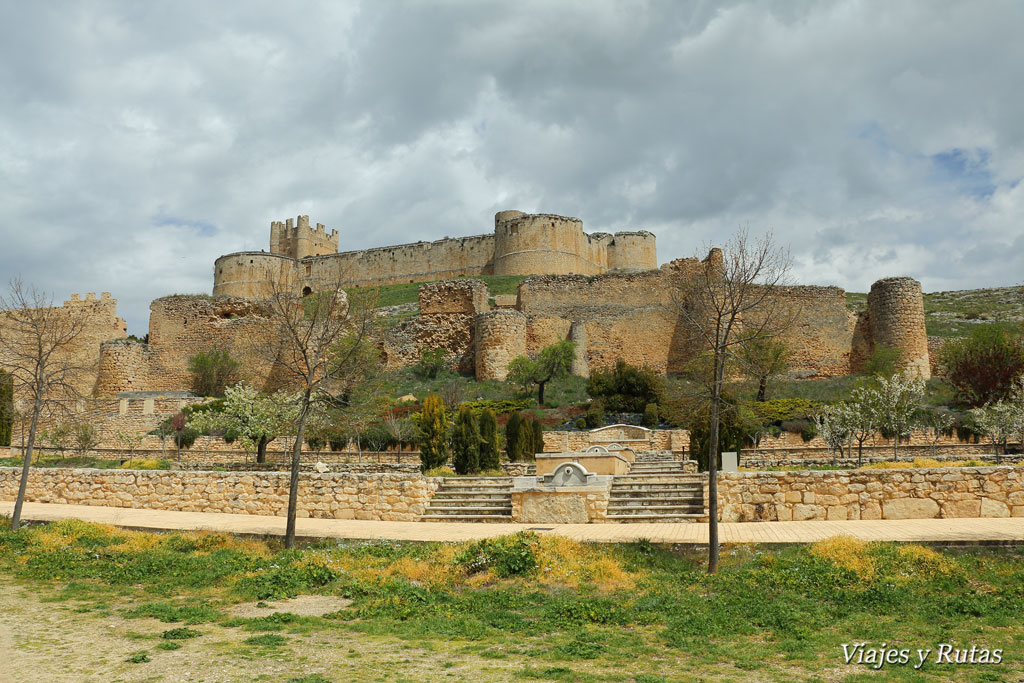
[0,0,1022,332]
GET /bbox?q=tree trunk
[11,397,42,531]
[707,348,723,574]
[757,376,767,402]
[285,396,311,550]
[256,437,268,464]
[893,434,898,461]
[537,380,546,406]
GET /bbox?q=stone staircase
[606,456,706,522]
[420,477,513,522]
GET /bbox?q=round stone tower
[493,211,601,276]
[475,310,527,381]
[867,277,930,379]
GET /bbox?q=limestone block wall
[867,277,930,379]
[212,253,300,299]
[94,295,280,396]
[0,293,127,402]
[540,429,689,454]
[494,213,606,276]
[714,466,1023,522]
[308,234,496,290]
[606,231,658,271]
[0,468,441,521]
[771,286,863,378]
[418,279,489,315]
[475,310,527,381]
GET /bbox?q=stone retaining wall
[715,466,1024,522]
[170,462,422,475]
[0,468,440,521]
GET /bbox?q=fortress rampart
[0,292,126,401]
[212,211,658,297]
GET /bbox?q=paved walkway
[4,501,1024,544]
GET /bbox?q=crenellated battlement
[63,292,115,308]
[270,215,340,259]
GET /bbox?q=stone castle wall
[212,211,657,297]
[0,467,440,521]
[0,292,127,402]
[95,295,278,396]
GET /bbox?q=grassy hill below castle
[847,286,1024,338]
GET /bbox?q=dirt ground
[0,579,531,683]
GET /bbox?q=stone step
[421,514,514,523]
[605,513,706,523]
[426,503,512,512]
[607,503,705,513]
[430,497,516,501]
[609,496,703,504]
[611,483,702,490]
[613,477,703,485]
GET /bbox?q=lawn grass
[356,275,528,309]
[1,520,1022,680]
[0,455,170,470]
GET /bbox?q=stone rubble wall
[170,462,422,474]
[714,466,1023,522]
[0,468,440,521]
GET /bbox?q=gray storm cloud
[1,0,1021,333]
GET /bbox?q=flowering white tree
[873,371,926,460]
[848,383,881,465]
[970,401,1015,455]
[813,403,857,465]
[189,383,300,463]
[916,409,955,459]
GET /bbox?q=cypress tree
[505,412,522,462]
[417,393,451,471]
[515,421,534,462]
[531,418,544,460]
[478,408,500,471]
[452,405,480,475]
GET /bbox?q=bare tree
[255,276,379,548]
[0,279,92,530]
[670,231,793,573]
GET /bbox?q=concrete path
[3,501,1024,545]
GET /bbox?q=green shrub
[187,347,239,397]
[584,401,605,428]
[413,348,450,380]
[478,408,500,471]
[574,418,586,430]
[244,634,288,647]
[586,359,666,412]
[455,532,539,577]
[642,403,659,428]
[864,343,903,377]
[459,399,532,416]
[126,652,150,663]
[156,641,181,651]
[161,627,201,640]
[748,398,819,425]
[940,324,1024,407]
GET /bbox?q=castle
[1,211,931,423]
[212,211,657,297]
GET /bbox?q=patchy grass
[0,455,170,470]
[358,275,528,309]
[1,522,1023,680]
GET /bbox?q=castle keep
[213,210,658,297]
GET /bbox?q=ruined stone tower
[866,277,930,379]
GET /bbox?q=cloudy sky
[2,1,1022,334]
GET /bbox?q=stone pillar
[569,321,589,378]
[475,310,527,381]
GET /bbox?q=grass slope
[847,286,1024,339]
[1,519,1022,681]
